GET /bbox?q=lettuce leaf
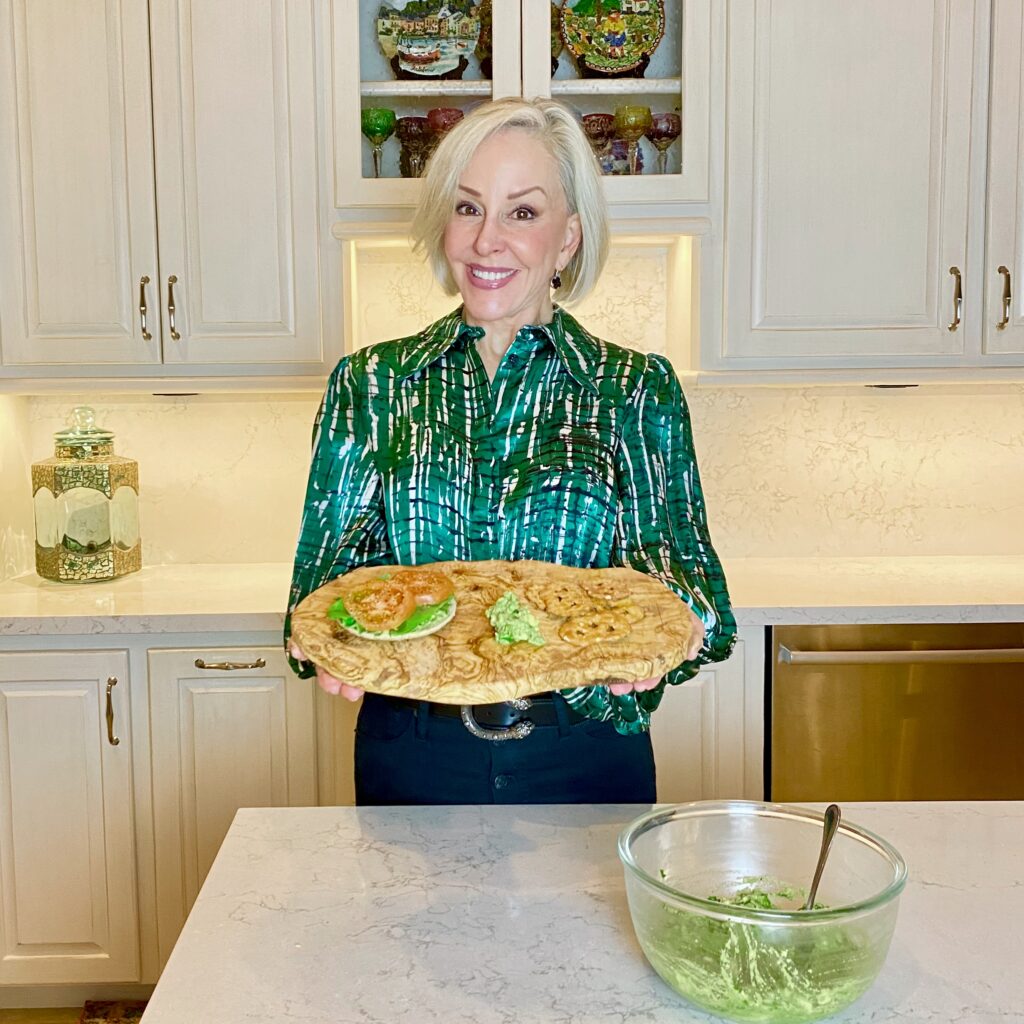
[327,595,454,637]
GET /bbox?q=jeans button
[494,774,513,790]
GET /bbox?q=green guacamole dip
[636,878,880,1023]
[485,591,545,646]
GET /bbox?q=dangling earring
[551,270,562,290]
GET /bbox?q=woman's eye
[511,206,536,221]
[455,202,479,216]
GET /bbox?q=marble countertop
[140,802,1023,1024]
[2,556,1024,635]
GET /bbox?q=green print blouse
[286,306,736,734]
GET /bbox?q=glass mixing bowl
[618,802,907,1023]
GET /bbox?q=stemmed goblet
[613,105,653,176]
[425,106,464,161]
[645,112,682,175]
[581,112,615,170]
[361,107,396,179]
[396,115,431,178]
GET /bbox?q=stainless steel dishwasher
[770,623,1024,801]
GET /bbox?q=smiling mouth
[469,266,518,284]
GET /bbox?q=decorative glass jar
[31,406,141,583]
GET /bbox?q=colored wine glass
[360,107,396,179]
[425,107,464,161]
[396,115,431,178]
[645,112,682,175]
[614,105,653,176]
[581,112,615,167]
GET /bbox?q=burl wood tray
[290,559,695,704]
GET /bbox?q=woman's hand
[607,675,662,697]
[604,605,705,696]
[289,642,365,701]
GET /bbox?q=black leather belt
[378,693,585,730]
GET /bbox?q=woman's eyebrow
[455,185,547,199]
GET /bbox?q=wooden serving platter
[289,559,695,704]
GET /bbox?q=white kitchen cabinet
[718,0,988,369]
[0,651,139,985]
[0,0,330,375]
[332,0,712,211]
[984,0,1024,355]
[0,0,160,367]
[651,626,763,803]
[147,647,316,968]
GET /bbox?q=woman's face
[443,128,582,331]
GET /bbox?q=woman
[286,97,735,805]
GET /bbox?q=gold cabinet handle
[106,677,120,746]
[167,275,181,341]
[139,276,153,340]
[947,266,962,332]
[194,657,267,671]
[997,265,1012,330]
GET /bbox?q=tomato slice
[341,578,417,632]
[396,568,455,606]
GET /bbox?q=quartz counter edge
[1,556,1023,636]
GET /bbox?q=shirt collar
[395,306,600,394]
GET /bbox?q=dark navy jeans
[354,692,656,806]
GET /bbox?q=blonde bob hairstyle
[410,97,609,307]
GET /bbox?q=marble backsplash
[3,379,1023,582]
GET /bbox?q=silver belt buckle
[460,698,535,741]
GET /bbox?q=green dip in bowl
[618,802,906,1023]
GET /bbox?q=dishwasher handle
[778,645,1024,666]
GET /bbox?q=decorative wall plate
[376,1,481,79]
[559,0,665,76]
[290,559,695,704]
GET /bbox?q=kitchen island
[140,802,1023,1023]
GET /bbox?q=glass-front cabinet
[332,0,711,209]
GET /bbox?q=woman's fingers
[292,643,364,701]
[607,675,661,696]
[315,667,364,701]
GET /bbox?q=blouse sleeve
[284,355,394,677]
[603,353,736,727]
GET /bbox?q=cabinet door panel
[650,640,747,803]
[150,0,323,364]
[0,0,160,366]
[0,651,138,985]
[985,0,1024,354]
[148,648,315,968]
[721,0,980,366]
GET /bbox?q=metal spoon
[803,803,841,911]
